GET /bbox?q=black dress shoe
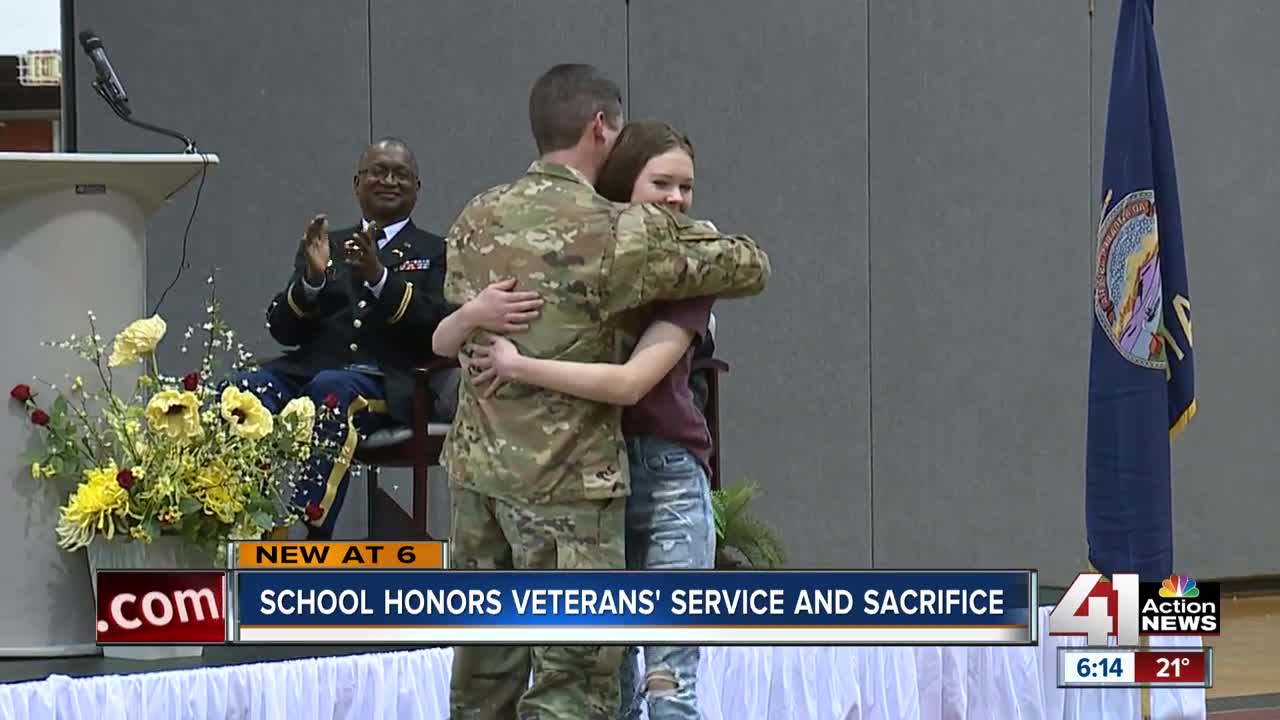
[306,526,333,541]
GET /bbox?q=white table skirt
[0,607,1205,720]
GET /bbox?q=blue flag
[1087,0,1196,582]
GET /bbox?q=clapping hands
[301,214,330,285]
[344,222,385,285]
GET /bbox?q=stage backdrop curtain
[0,608,1204,719]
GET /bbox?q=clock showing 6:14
[1078,655,1126,678]
[1060,650,1135,685]
[1058,647,1212,688]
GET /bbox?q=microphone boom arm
[92,80,198,154]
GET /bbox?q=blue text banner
[233,569,1037,645]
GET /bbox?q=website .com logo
[95,570,227,644]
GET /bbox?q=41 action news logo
[1047,573,1220,646]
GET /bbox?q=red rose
[304,502,323,522]
[182,372,200,391]
[322,393,339,410]
[30,409,50,426]
[116,469,135,490]
[10,384,32,402]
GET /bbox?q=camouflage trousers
[449,488,626,720]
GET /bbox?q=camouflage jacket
[442,160,770,504]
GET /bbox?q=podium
[0,152,218,656]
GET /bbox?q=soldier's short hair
[528,64,623,154]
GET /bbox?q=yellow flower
[32,462,57,479]
[55,463,132,550]
[108,315,167,367]
[200,483,244,524]
[145,390,202,441]
[125,418,149,456]
[147,473,178,498]
[220,386,273,440]
[280,396,316,442]
[191,463,246,524]
[71,376,84,392]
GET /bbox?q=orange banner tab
[234,541,446,569]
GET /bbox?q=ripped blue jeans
[618,435,715,720]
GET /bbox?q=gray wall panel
[370,0,627,234]
[629,0,872,568]
[869,1,1091,583]
[1092,1,1280,579]
[369,0,626,539]
[74,1,372,368]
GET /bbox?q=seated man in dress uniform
[236,137,457,539]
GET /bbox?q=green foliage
[711,480,785,568]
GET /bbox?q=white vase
[86,536,213,660]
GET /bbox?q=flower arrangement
[10,274,338,560]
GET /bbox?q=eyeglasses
[357,167,417,185]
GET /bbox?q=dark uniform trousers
[230,366,394,538]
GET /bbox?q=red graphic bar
[1133,649,1207,684]
[95,571,227,644]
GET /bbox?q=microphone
[78,29,130,116]
[75,28,198,153]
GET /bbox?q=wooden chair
[692,357,729,491]
[353,358,457,540]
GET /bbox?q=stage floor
[1201,591,1280,719]
[1208,593,1280,700]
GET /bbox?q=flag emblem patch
[1094,189,1166,369]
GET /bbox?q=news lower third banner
[95,553,1037,646]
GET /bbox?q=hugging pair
[438,63,770,720]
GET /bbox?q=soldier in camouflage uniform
[440,64,771,720]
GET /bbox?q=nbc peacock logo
[1138,574,1219,636]
[1159,575,1200,598]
